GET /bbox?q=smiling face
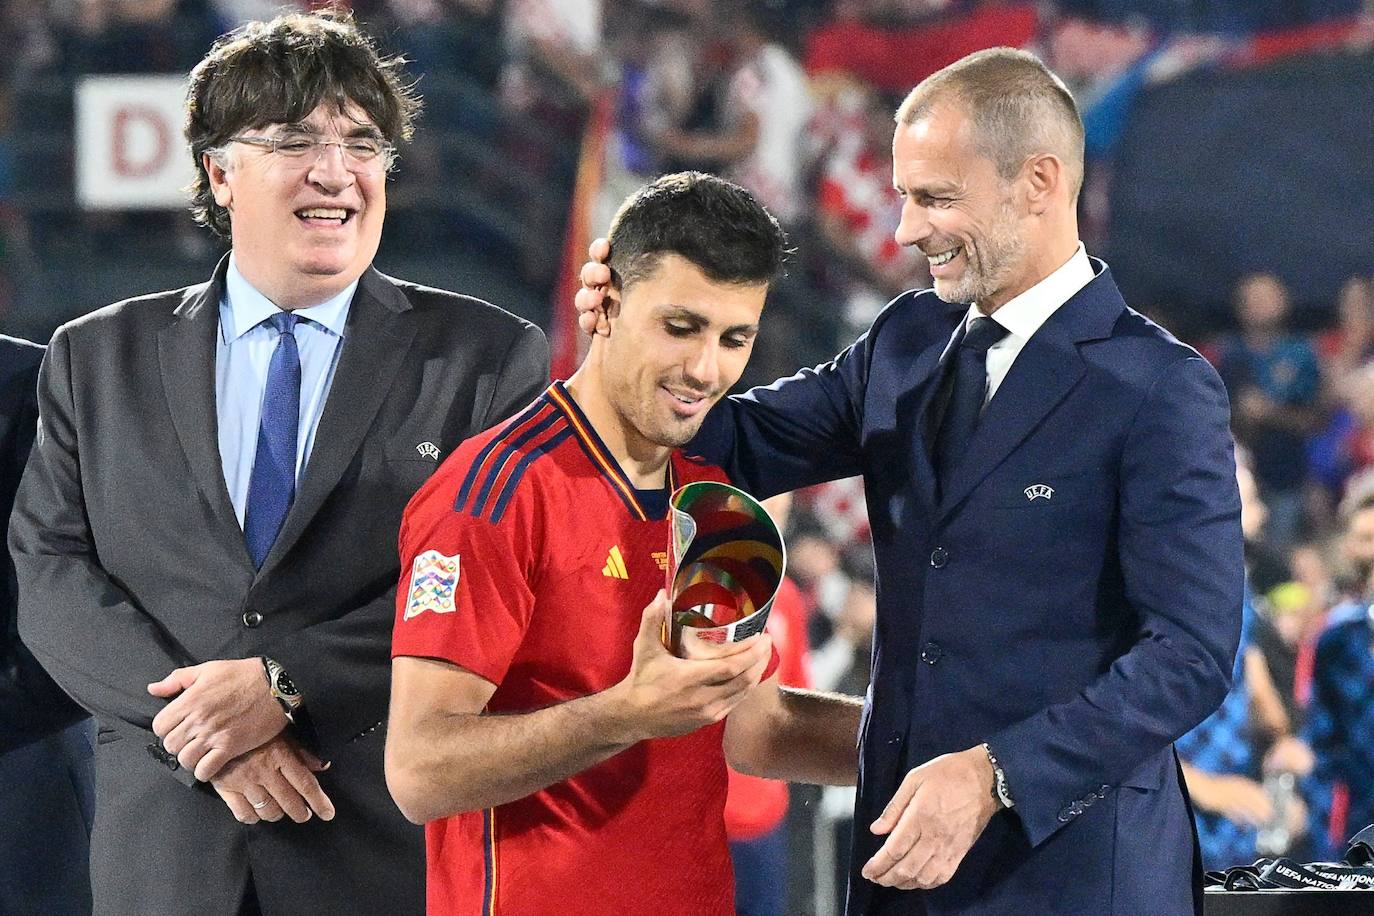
[206,101,386,309]
[1344,504,1374,594]
[892,101,1032,310]
[599,253,766,452]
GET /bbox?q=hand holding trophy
[665,481,786,659]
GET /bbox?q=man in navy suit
[0,334,94,915]
[578,47,1243,914]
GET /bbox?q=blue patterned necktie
[244,312,301,569]
[934,315,1009,485]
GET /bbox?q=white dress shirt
[957,242,1097,406]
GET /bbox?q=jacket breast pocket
[383,435,444,490]
[990,470,1114,510]
[385,434,445,465]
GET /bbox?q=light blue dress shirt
[216,256,356,528]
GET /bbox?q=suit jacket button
[242,610,263,628]
[920,642,943,664]
[1082,795,1096,808]
[929,547,949,568]
[1057,806,1072,822]
[146,744,178,770]
[887,731,903,746]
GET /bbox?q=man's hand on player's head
[575,238,613,338]
[604,590,772,743]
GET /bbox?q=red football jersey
[393,382,745,916]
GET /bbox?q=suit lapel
[937,265,1124,518]
[157,257,251,565]
[259,268,415,574]
[902,299,966,510]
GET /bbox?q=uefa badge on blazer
[665,481,786,658]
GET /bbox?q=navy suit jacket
[690,263,1244,915]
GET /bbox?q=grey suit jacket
[1,334,89,754]
[9,259,549,916]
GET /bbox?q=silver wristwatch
[982,742,1015,809]
[262,656,303,723]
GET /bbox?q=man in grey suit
[8,11,548,916]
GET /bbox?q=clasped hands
[861,746,1001,891]
[148,658,334,825]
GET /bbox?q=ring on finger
[250,799,271,810]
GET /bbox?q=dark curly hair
[184,9,421,239]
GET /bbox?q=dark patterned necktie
[244,312,301,569]
[934,316,1009,485]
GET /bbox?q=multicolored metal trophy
[665,481,786,658]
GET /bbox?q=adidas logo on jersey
[602,546,629,580]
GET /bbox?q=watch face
[275,671,300,699]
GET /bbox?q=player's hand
[211,734,334,824]
[148,658,288,781]
[574,238,613,338]
[863,747,999,890]
[605,590,772,743]
[1204,774,1274,827]
[1263,735,1315,776]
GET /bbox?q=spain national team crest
[405,550,460,620]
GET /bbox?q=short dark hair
[185,9,421,239]
[606,172,789,291]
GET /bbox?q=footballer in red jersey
[387,173,864,916]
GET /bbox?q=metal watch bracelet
[982,742,1015,809]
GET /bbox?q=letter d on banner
[112,105,170,179]
[76,75,195,210]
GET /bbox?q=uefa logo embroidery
[1024,484,1054,502]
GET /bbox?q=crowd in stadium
[1,1,1373,914]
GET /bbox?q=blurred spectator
[1253,542,1333,725]
[1215,272,1323,547]
[209,0,306,30]
[813,82,922,339]
[655,6,811,226]
[0,87,21,326]
[0,0,60,80]
[596,4,699,230]
[363,0,506,99]
[53,0,218,74]
[725,492,812,916]
[501,0,605,111]
[1309,362,1374,504]
[808,573,873,916]
[1303,485,1374,857]
[499,0,605,284]
[1178,463,1307,868]
[1317,276,1374,385]
[1235,469,1323,801]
